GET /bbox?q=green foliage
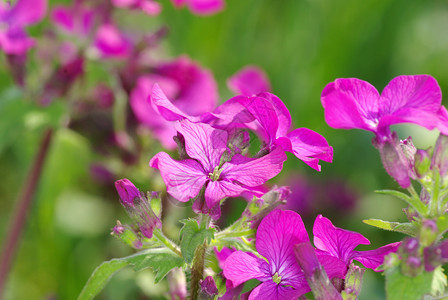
[363,219,418,236]
[179,219,215,264]
[78,248,184,300]
[375,189,427,216]
[385,261,447,300]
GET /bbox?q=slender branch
[189,243,206,300]
[152,229,182,257]
[0,128,53,297]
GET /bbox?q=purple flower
[114,178,162,238]
[223,210,346,299]
[112,0,162,16]
[151,85,333,171]
[171,0,225,15]
[149,120,286,219]
[0,0,47,54]
[321,75,443,143]
[313,215,400,271]
[227,66,271,96]
[131,56,218,149]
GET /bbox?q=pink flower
[130,56,218,148]
[223,210,346,299]
[0,0,47,54]
[321,75,443,143]
[149,120,286,219]
[171,0,225,15]
[151,85,333,171]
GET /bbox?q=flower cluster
[222,210,399,299]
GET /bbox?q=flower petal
[151,83,200,122]
[352,242,401,271]
[7,0,47,27]
[221,147,287,187]
[149,152,207,202]
[239,96,279,144]
[223,251,270,287]
[321,79,380,132]
[313,215,370,265]
[248,281,308,300]
[256,210,309,277]
[227,66,271,97]
[285,128,333,171]
[205,180,247,209]
[175,120,228,171]
[380,75,441,118]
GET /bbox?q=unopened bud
[399,237,420,257]
[403,206,418,222]
[432,134,448,177]
[168,268,187,300]
[414,149,432,178]
[376,132,412,188]
[200,276,218,296]
[423,244,442,272]
[111,221,142,249]
[341,263,365,299]
[401,256,422,277]
[114,179,162,238]
[420,219,438,247]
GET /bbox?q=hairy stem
[153,228,182,257]
[0,128,53,297]
[189,242,206,300]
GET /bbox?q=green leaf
[78,249,184,300]
[180,219,215,264]
[385,266,433,300]
[78,259,128,300]
[375,189,427,215]
[363,219,418,236]
[437,215,448,235]
[127,248,185,283]
[431,267,447,297]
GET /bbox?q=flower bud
[399,237,419,257]
[168,268,187,300]
[376,132,412,188]
[432,134,448,177]
[341,263,365,299]
[401,256,422,277]
[114,179,162,238]
[420,219,438,247]
[414,149,432,178]
[423,244,442,272]
[200,276,218,296]
[111,221,143,249]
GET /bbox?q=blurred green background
[1,0,448,299]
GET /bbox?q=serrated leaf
[375,189,427,215]
[431,267,447,296]
[128,249,185,283]
[385,266,433,300]
[363,219,418,236]
[180,219,215,264]
[78,248,184,300]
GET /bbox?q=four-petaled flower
[150,120,286,219]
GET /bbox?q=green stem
[190,243,206,300]
[430,170,441,216]
[153,229,182,257]
[215,229,255,239]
